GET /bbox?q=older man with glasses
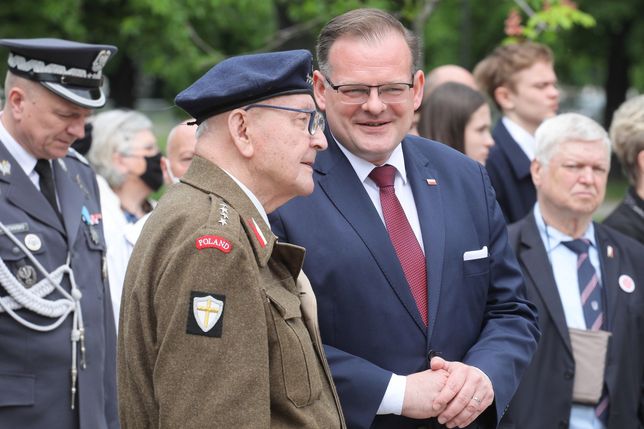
[118,49,345,429]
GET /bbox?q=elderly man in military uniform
[0,39,118,428]
[118,50,345,428]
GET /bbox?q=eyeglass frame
[243,104,325,136]
[322,74,416,105]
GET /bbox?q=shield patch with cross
[193,295,224,332]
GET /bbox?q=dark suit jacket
[0,142,118,429]
[603,187,644,245]
[505,213,644,429]
[270,132,540,429]
[486,121,536,223]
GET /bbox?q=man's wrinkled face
[247,94,328,202]
[15,83,91,159]
[533,139,609,219]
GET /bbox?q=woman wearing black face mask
[87,109,162,327]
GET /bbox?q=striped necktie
[562,238,609,423]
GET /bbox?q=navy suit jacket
[486,121,536,224]
[270,133,540,429]
[505,213,644,429]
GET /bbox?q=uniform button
[12,246,20,254]
[559,419,569,428]
[564,370,574,380]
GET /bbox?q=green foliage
[0,0,642,108]
[503,0,596,45]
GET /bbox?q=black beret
[0,38,117,108]
[175,49,314,124]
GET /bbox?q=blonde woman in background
[87,109,162,325]
[603,95,644,243]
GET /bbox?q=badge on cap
[0,160,11,176]
[92,50,112,72]
[24,233,42,251]
[186,291,225,337]
[618,274,635,293]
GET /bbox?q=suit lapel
[593,225,620,331]
[402,141,444,341]
[53,158,83,246]
[316,137,426,334]
[0,143,65,235]
[518,214,573,355]
[493,122,532,181]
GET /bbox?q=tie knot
[369,164,397,189]
[34,159,52,176]
[562,238,591,255]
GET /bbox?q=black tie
[34,159,61,219]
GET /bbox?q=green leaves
[503,0,596,44]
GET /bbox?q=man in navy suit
[474,42,560,223]
[504,113,644,428]
[270,8,540,429]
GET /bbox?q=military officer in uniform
[118,50,345,428]
[0,39,118,429]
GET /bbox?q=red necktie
[369,164,428,326]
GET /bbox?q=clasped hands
[401,357,494,428]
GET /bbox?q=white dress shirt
[337,138,428,415]
[502,116,536,161]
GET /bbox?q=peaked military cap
[175,49,314,124]
[0,38,117,108]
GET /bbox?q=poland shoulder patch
[187,292,225,337]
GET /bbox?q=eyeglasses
[244,104,325,135]
[323,75,415,105]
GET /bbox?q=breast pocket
[463,257,489,277]
[265,283,323,407]
[0,232,46,289]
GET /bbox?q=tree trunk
[109,54,137,108]
[603,20,632,129]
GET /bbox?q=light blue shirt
[534,204,606,429]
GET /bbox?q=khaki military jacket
[118,156,344,428]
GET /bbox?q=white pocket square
[463,246,488,261]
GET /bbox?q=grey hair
[195,117,210,140]
[534,113,611,167]
[86,109,153,188]
[609,95,644,186]
[316,8,420,77]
